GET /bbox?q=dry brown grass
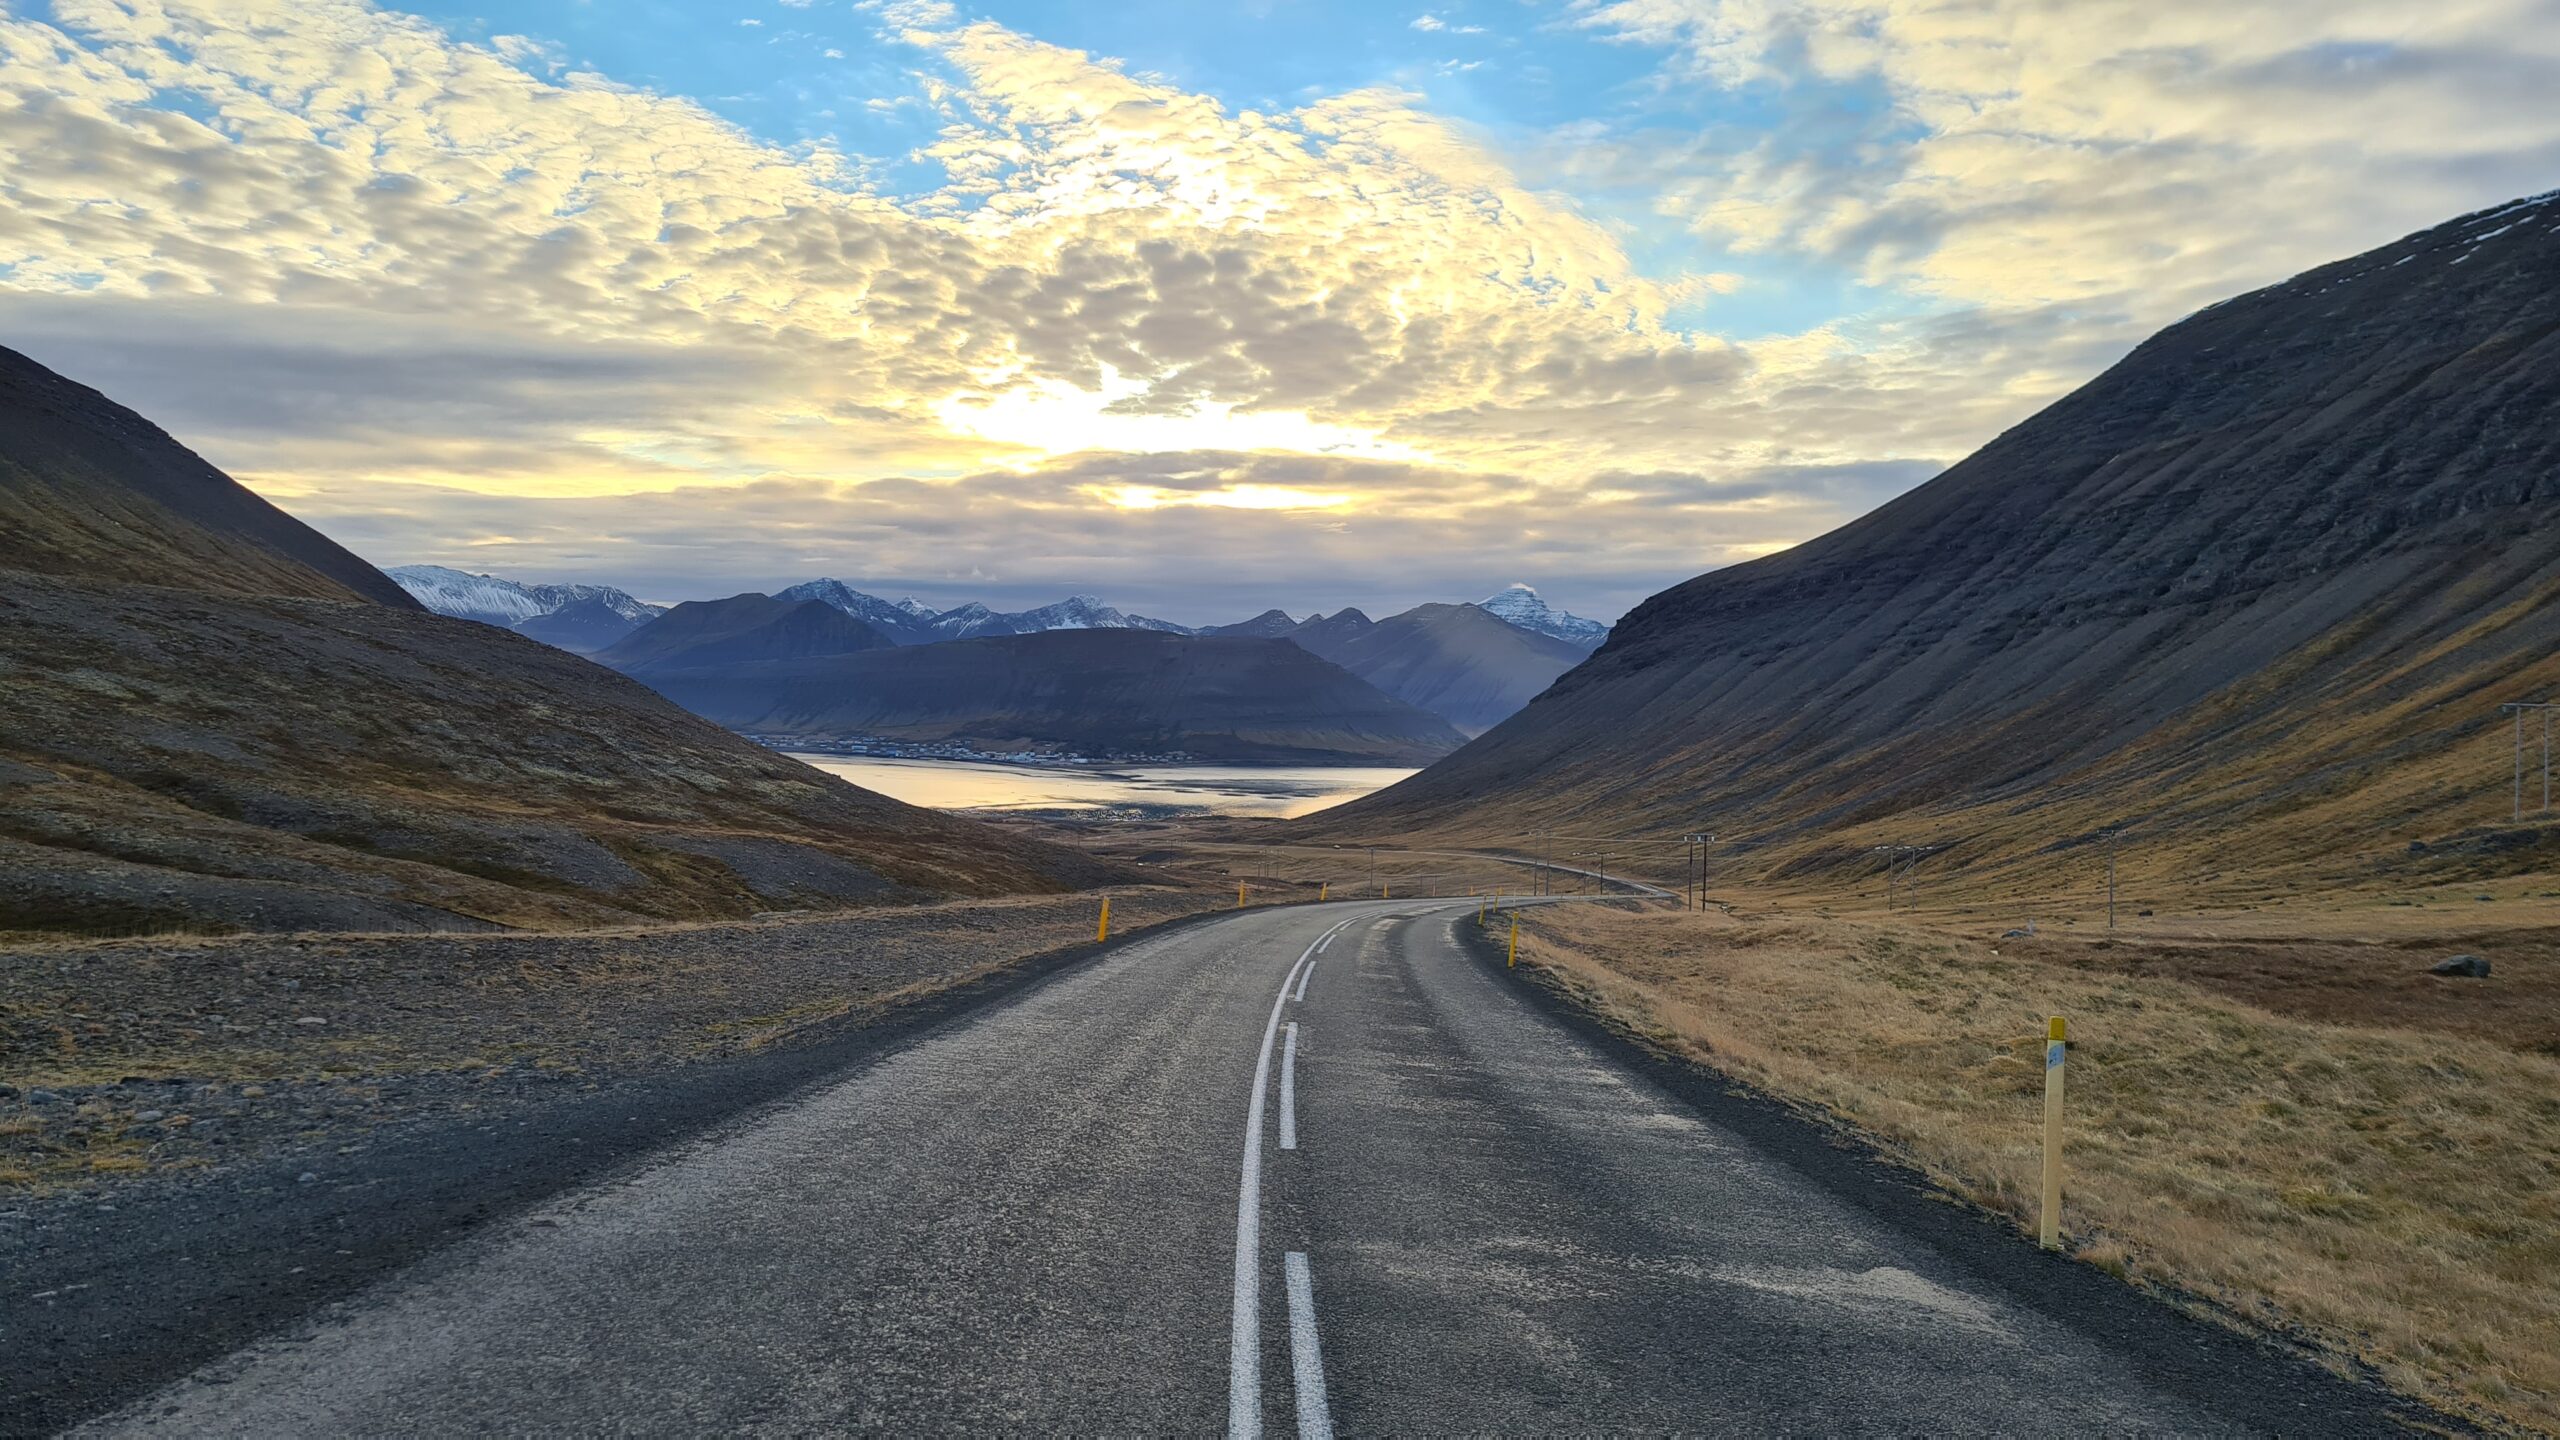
[1508,900,2560,1433]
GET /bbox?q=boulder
[2429,954,2492,978]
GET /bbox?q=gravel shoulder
[0,887,1237,1432]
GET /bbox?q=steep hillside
[598,594,891,674]
[0,353,1122,939]
[0,344,415,606]
[1320,192,2560,897]
[1290,602,1590,734]
[642,629,1467,765]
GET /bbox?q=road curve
[89,899,2403,1434]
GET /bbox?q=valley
[3,57,2558,1431]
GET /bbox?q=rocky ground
[0,886,1235,1196]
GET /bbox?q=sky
[2,1,2557,624]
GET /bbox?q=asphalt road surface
[87,900,2407,1435]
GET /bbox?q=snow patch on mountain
[387,565,662,628]
[1475,584,1609,648]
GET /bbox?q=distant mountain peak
[1475,584,1608,649]
[775,577,939,643]
[1204,608,1300,638]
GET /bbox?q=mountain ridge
[637,629,1468,766]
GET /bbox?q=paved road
[90,900,2401,1434]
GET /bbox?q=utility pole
[2102,829,2122,930]
[2507,702,2557,820]
[1871,844,1937,913]
[1683,832,1715,912]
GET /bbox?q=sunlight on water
[792,755,1417,819]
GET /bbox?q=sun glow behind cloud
[936,369,1436,470]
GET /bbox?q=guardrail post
[2040,1015,2067,1250]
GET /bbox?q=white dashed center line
[1284,1251,1335,1439]
[1280,1022,1300,1151]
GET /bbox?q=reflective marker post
[1238,882,1247,908]
[1097,897,1110,942]
[2040,1015,2067,1250]
[1507,915,1519,969]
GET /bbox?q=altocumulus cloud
[0,0,2552,618]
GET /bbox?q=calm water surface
[792,755,1417,819]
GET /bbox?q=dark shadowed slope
[596,593,892,673]
[0,351,1122,939]
[642,629,1468,765]
[1320,192,2560,893]
[1290,602,1592,734]
[512,594,647,654]
[0,345,415,606]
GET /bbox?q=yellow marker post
[1478,894,1487,924]
[1381,883,1389,899]
[1097,897,1111,943]
[1238,882,1248,909]
[1507,915,1519,968]
[1320,882,1329,902]
[2040,1015,2067,1250]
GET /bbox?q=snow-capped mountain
[387,565,662,628]
[1474,584,1608,649]
[774,581,1195,641]
[921,594,1194,639]
[775,577,940,644]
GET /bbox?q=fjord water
[791,754,1417,818]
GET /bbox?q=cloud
[0,0,2551,620]
[1573,0,2560,320]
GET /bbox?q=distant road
[92,900,2402,1434]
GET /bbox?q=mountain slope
[598,594,892,674]
[1320,192,2560,895]
[641,630,1467,765]
[1477,584,1608,649]
[511,594,649,654]
[1290,602,1590,734]
[0,355,1121,938]
[0,345,416,607]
